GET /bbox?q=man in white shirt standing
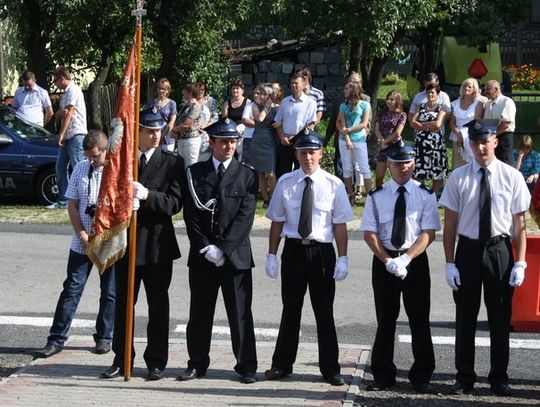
[439,121,529,397]
[47,67,88,208]
[483,80,516,165]
[11,70,53,127]
[264,132,353,386]
[273,72,317,178]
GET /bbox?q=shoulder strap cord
[186,166,217,232]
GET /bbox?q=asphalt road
[0,223,538,395]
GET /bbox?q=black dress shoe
[413,382,433,394]
[264,368,290,380]
[177,367,205,381]
[148,367,164,381]
[94,340,111,355]
[491,382,513,397]
[449,382,474,395]
[366,380,395,391]
[100,365,122,379]
[241,372,257,384]
[36,343,62,358]
[324,373,345,386]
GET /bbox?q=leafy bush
[503,64,540,90]
[381,72,401,85]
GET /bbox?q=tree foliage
[145,0,252,101]
[244,0,530,102]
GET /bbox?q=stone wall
[227,45,348,103]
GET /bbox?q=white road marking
[399,334,540,349]
[0,316,281,338]
[174,324,281,338]
[0,316,94,328]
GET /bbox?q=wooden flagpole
[124,0,145,381]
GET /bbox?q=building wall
[228,45,348,102]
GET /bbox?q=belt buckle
[301,239,311,245]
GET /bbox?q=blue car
[0,107,59,204]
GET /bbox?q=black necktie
[298,177,313,239]
[139,153,147,173]
[391,185,407,249]
[217,163,225,182]
[479,168,491,243]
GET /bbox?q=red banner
[86,42,136,273]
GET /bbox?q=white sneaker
[45,202,67,209]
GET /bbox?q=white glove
[395,267,408,280]
[333,256,348,281]
[265,253,279,279]
[133,181,149,200]
[199,245,225,266]
[385,253,411,274]
[132,198,140,211]
[446,263,461,291]
[509,261,527,287]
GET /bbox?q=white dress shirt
[439,158,530,239]
[360,178,441,250]
[59,81,88,139]
[11,84,51,126]
[266,167,354,243]
[483,94,516,132]
[274,94,317,136]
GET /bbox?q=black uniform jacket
[135,149,184,266]
[184,157,257,271]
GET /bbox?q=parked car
[0,107,59,204]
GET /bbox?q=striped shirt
[308,86,326,114]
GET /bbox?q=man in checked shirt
[36,130,115,358]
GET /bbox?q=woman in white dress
[449,78,484,168]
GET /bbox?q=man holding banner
[101,108,184,381]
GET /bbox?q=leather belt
[385,249,410,257]
[459,234,509,246]
[286,238,324,246]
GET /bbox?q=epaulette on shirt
[368,186,383,196]
[241,162,255,171]
[420,184,434,194]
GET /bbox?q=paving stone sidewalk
[0,337,369,407]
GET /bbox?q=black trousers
[186,265,257,375]
[495,132,513,165]
[454,235,514,385]
[371,251,435,384]
[271,239,340,376]
[276,144,299,179]
[112,256,173,371]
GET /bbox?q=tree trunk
[21,0,59,91]
[348,37,362,75]
[87,55,112,130]
[148,0,177,81]
[363,54,389,109]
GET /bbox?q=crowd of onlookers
[152,70,537,203]
[10,67,539,205]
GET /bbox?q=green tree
[0,0,62,90]
[245,0,529,102]
[50,0,134,128]
[145,0,252,99]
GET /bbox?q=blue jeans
[48,250,116,347]
[55,134,85,204]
